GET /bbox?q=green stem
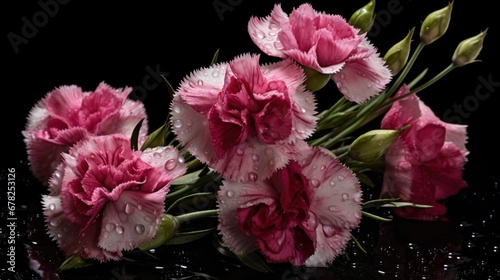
[384,41,425,99]
[176,209,219,224]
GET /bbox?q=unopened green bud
[452,29,487,67]
[420,1,453,45]
[139,214,179,251]
[302,66,332,92]
[384,28,414,75]
[348,0,376,34]
[349,128,406,162]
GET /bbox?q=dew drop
[125,203,136,215]
[310,178,320,188]
[274,41,284,50]
[135,224,146,234]
[197,80,204,86]
[330,181,336,187]
[226,190,235,198]
[173,105,182,113]
[212,69,220,77]
[342,193,349,201]
[255,30,265,39]
[116,226,124,234]
[153,152,162,159]
[48,203,56,211]
[173,119,183,128]
[338,175,345,181]
[236,148,244,156]
[323,225,337,238]
[329,205,340,212]
[248,172,258,182]
[252,154,260,161]
[165,159,177,171]
[105,223,116,232]
[50,218,61,227]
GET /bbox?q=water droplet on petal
[173,119,183,128]
[173,105,182,113]
[153,152,162,159]
[135,224,146,234]
[255,30,265,39]
[310,178,320,188]
[212,69,220,77]
[226,190,235,198]
[105,223,116,232]
[342,193,349,201]
[197,80,204,86]
[252,154,260,161]
[338,175,345,181]
[50,218,61,227]
[248,172,258,181]
[116,226,124,234]
[125,203,136,215]
[236,148,244,156]
[323,225,337,238]
[48,203,56,211]
[165,159,177,171]
[274,41,283,50]
[329,205,340,212]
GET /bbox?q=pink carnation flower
[42,134,186,262]
[248,3,391,103]
[217,147,362,267]
[170,53,317,182]
[381,85,469,220]
[22,82,148,185]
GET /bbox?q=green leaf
[170,169,204,185]
[362,197,403,209]
[165,227,216,245]
[160,75,176,98]
[351,234,367,254]
[138,214,179,250]
[58,255,93,271]
[211,48,220,65]
[165,192,214,214]
[130,118,145,150]
[361,210,393,222]
[140,121,170,150]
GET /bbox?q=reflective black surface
[3,0,499,279]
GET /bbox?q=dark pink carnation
[42,134,186,262]
[217,147,362,266]
[248,3,391,103]
[22,82,148,185]
[170,53,317,182]
[381,85,469,220]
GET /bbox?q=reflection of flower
[170,53,316,182]
[380,85,469,220]
[217,147,362,266]
[42,134,186,261]
[22,82,149,185]
[248,3,391,103]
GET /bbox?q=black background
[2,0,499,279]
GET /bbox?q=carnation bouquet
[20,0,489,277]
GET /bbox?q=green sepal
[140,121,170,150]
[138,214,179,251]
[130,118,145,151]
[165,227,216,245]
[58,255,93,271]
[170,169,204,185]
[211,48,220,65]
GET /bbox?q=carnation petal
[98,189,168,253]
[301,148,362,229]
[248,4,289,58]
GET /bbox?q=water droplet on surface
[338,175,345,181]
[197,80,204,86]
[252,154,260,161]
[329,205,340,212]
[274,41,283,50]
[236,148,244,156]
[255,30,265,39]
[105,223,116,232]
[342,193,349,201]
[125,203,136,215]
[50,218,61,227]
[115,226,124,234]
[310,178,320,188]
[135,224,146,234]
[226,190,235,198]
[173,119,183,128]
[48,203,56,211]
[248,172,258,181]
[165,159,177,171]
[173,105,182,113]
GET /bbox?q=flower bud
[349,128,406,162]
[302,66,332,92]
[420,1,453,45]
[384,28,414,75]
[452,29,487,67]
[348,0,376,34]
